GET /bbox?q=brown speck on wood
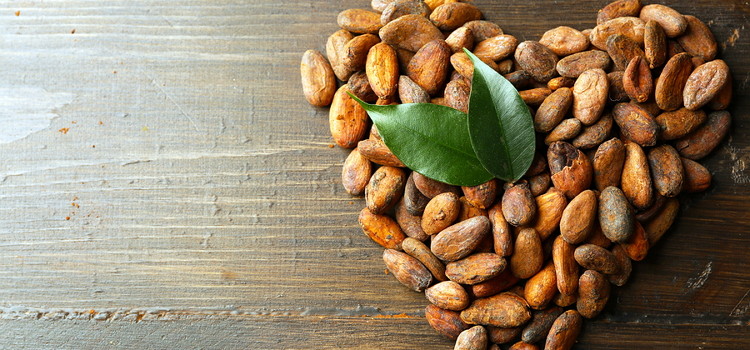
[71,29,76,34]
[14,11,20,16]
[58,128,70,134]
[65,217,71,220]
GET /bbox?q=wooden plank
[0,0,747,348]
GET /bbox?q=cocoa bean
[460,292,532,328]
[330,85,369,149]
[431,216,491,261]
[403,237,448,281]
[342,148,373,196]
[674,111,731,160]
[556,50,611,79]
[560,190,598,244]
[545,310,582,350]
[539,26,590,56]
[552,236,579,296]
[648,144,684,197]
[446,253,507,285]
[599,186,635,243]
[574,244,620,274]
[510,228,544,279]
[573,69,609,126]
[577,270,611,319]
[502,183,537,227]
[426,281,470,311]
[383,249,433,292]
[408,39,453,95]
[426,304,471,340]
[422,192,461,235]
[515,41,559,82]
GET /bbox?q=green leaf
[464,48,536,182]
[349,94,494,187]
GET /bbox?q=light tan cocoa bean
[510,228,544,279]
[300,50,337,107]
[460,292,532,328]
[383,249,432,292]
[655,52,693,111]
[342,148,373,196]
[681,158,712,193]
[326,30,355,81]
[366,166,406,214]
[520,88,552,107]
[445,79,471,113]
[357,139,406,167]
[462,20,503,43]
[621,141,653,210]
[683,59,730,111]
[540,26,589,56]
[545,310,582,350]
[398,75,430,104]
[432,216,491,261]
[548,77,576,91]
[552,236,579,296]
[426,304,471,340]
[474,35,518,62]
[515,41,559,82]
[573,69,609,126]
[366,43,399,98]
[380,14,445,52]
[426,281,470,311]
[422,192,461,235]
[531,188,568,240]
[446,26,475,53]
[502,182,537,227]
[341,34,381,79]
[639,4,687,38]
[413,172,462,198]
[380,0,430,25]
[455,325,488,350]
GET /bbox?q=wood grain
[0,0,747,348]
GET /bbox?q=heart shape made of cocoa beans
[301,0,738,349]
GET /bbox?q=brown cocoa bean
[683,59,730,111]
[403,237,448,281]
[359,208,405,249]
[426,304,471,340]
[560,190,598,244]
[540,26,590,56]
[515,41,559,82]
[422,192,461,235]
[607,71,630,103]
[639,4,687,38]
[432,216,491,261]
[599,186,635,243]
[341,34,381,80]
[300,50,337,107]
[524,262,557,310]
[655,53,693,111]
[607,34,645,71]
[380,14,445,52]
[445,26,475,53]
[398,75,431,104]
[620,221,649,261]
[648,144,684,197]
[612,102,658,147]
[545,119,583,145]
[462,20,503,43]
[574,244,620,274]
[675,111,731,160]
[488,325,522,345]
[338,9,383,34]
[408,39,452,95]
[545,310,583,350]
[474,35,519,62]
[430,2,482,31]
[520,88,553,107]
[521,306,564,344]
[383,249,432,292]
[645,198,679,245]
[460,292,532,328]
[366,42,399,98]
[380,0,430,25]
[593,138,626,191]
[488,203,513,257]
[655,108,707,140]
[509,341,539,350]
[528,173,552,197]
[573,69,609,126]
[621,141,654,210]
[571,113,614,149]
[644,20,667,69]
[502,183,537,226]
[445,79,471,113]
[623,56,652,103]
[413,172,462,198]
[556,50,612,79]
[677,15,718,61]
[470,268,519,299]
[455,325,488,350]
[462,180,498,210]
[597,0,642,25]
[589,16,645,50]
[357,139,406,167]
[609,244,633,286]
[348,71,379,103]
[504,70,534,90]
[552,236,579,296]
[531,188,568,240]
[366,166,406,214]
[681,158,712,193]
[709,78,733,111]
[342,148,373,197]
[447,253,507,285]
[548,76,576,91]
[510,228,544,279]
[426,281,470,311]
[548,141,594,198]
[577,270,610,318]
[535,87,573,133]
[330,85,369,149]
[396,200,429,241]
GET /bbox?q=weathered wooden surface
[0,0,747,348]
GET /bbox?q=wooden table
[0,0,747,348]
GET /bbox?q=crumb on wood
[58,128,69,134]
[71,29,76,34]
[65,216,71,220]
[14,10,20,16]
[98,121,104,125]
[328,144,335,148]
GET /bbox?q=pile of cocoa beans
[300,0,732,349]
